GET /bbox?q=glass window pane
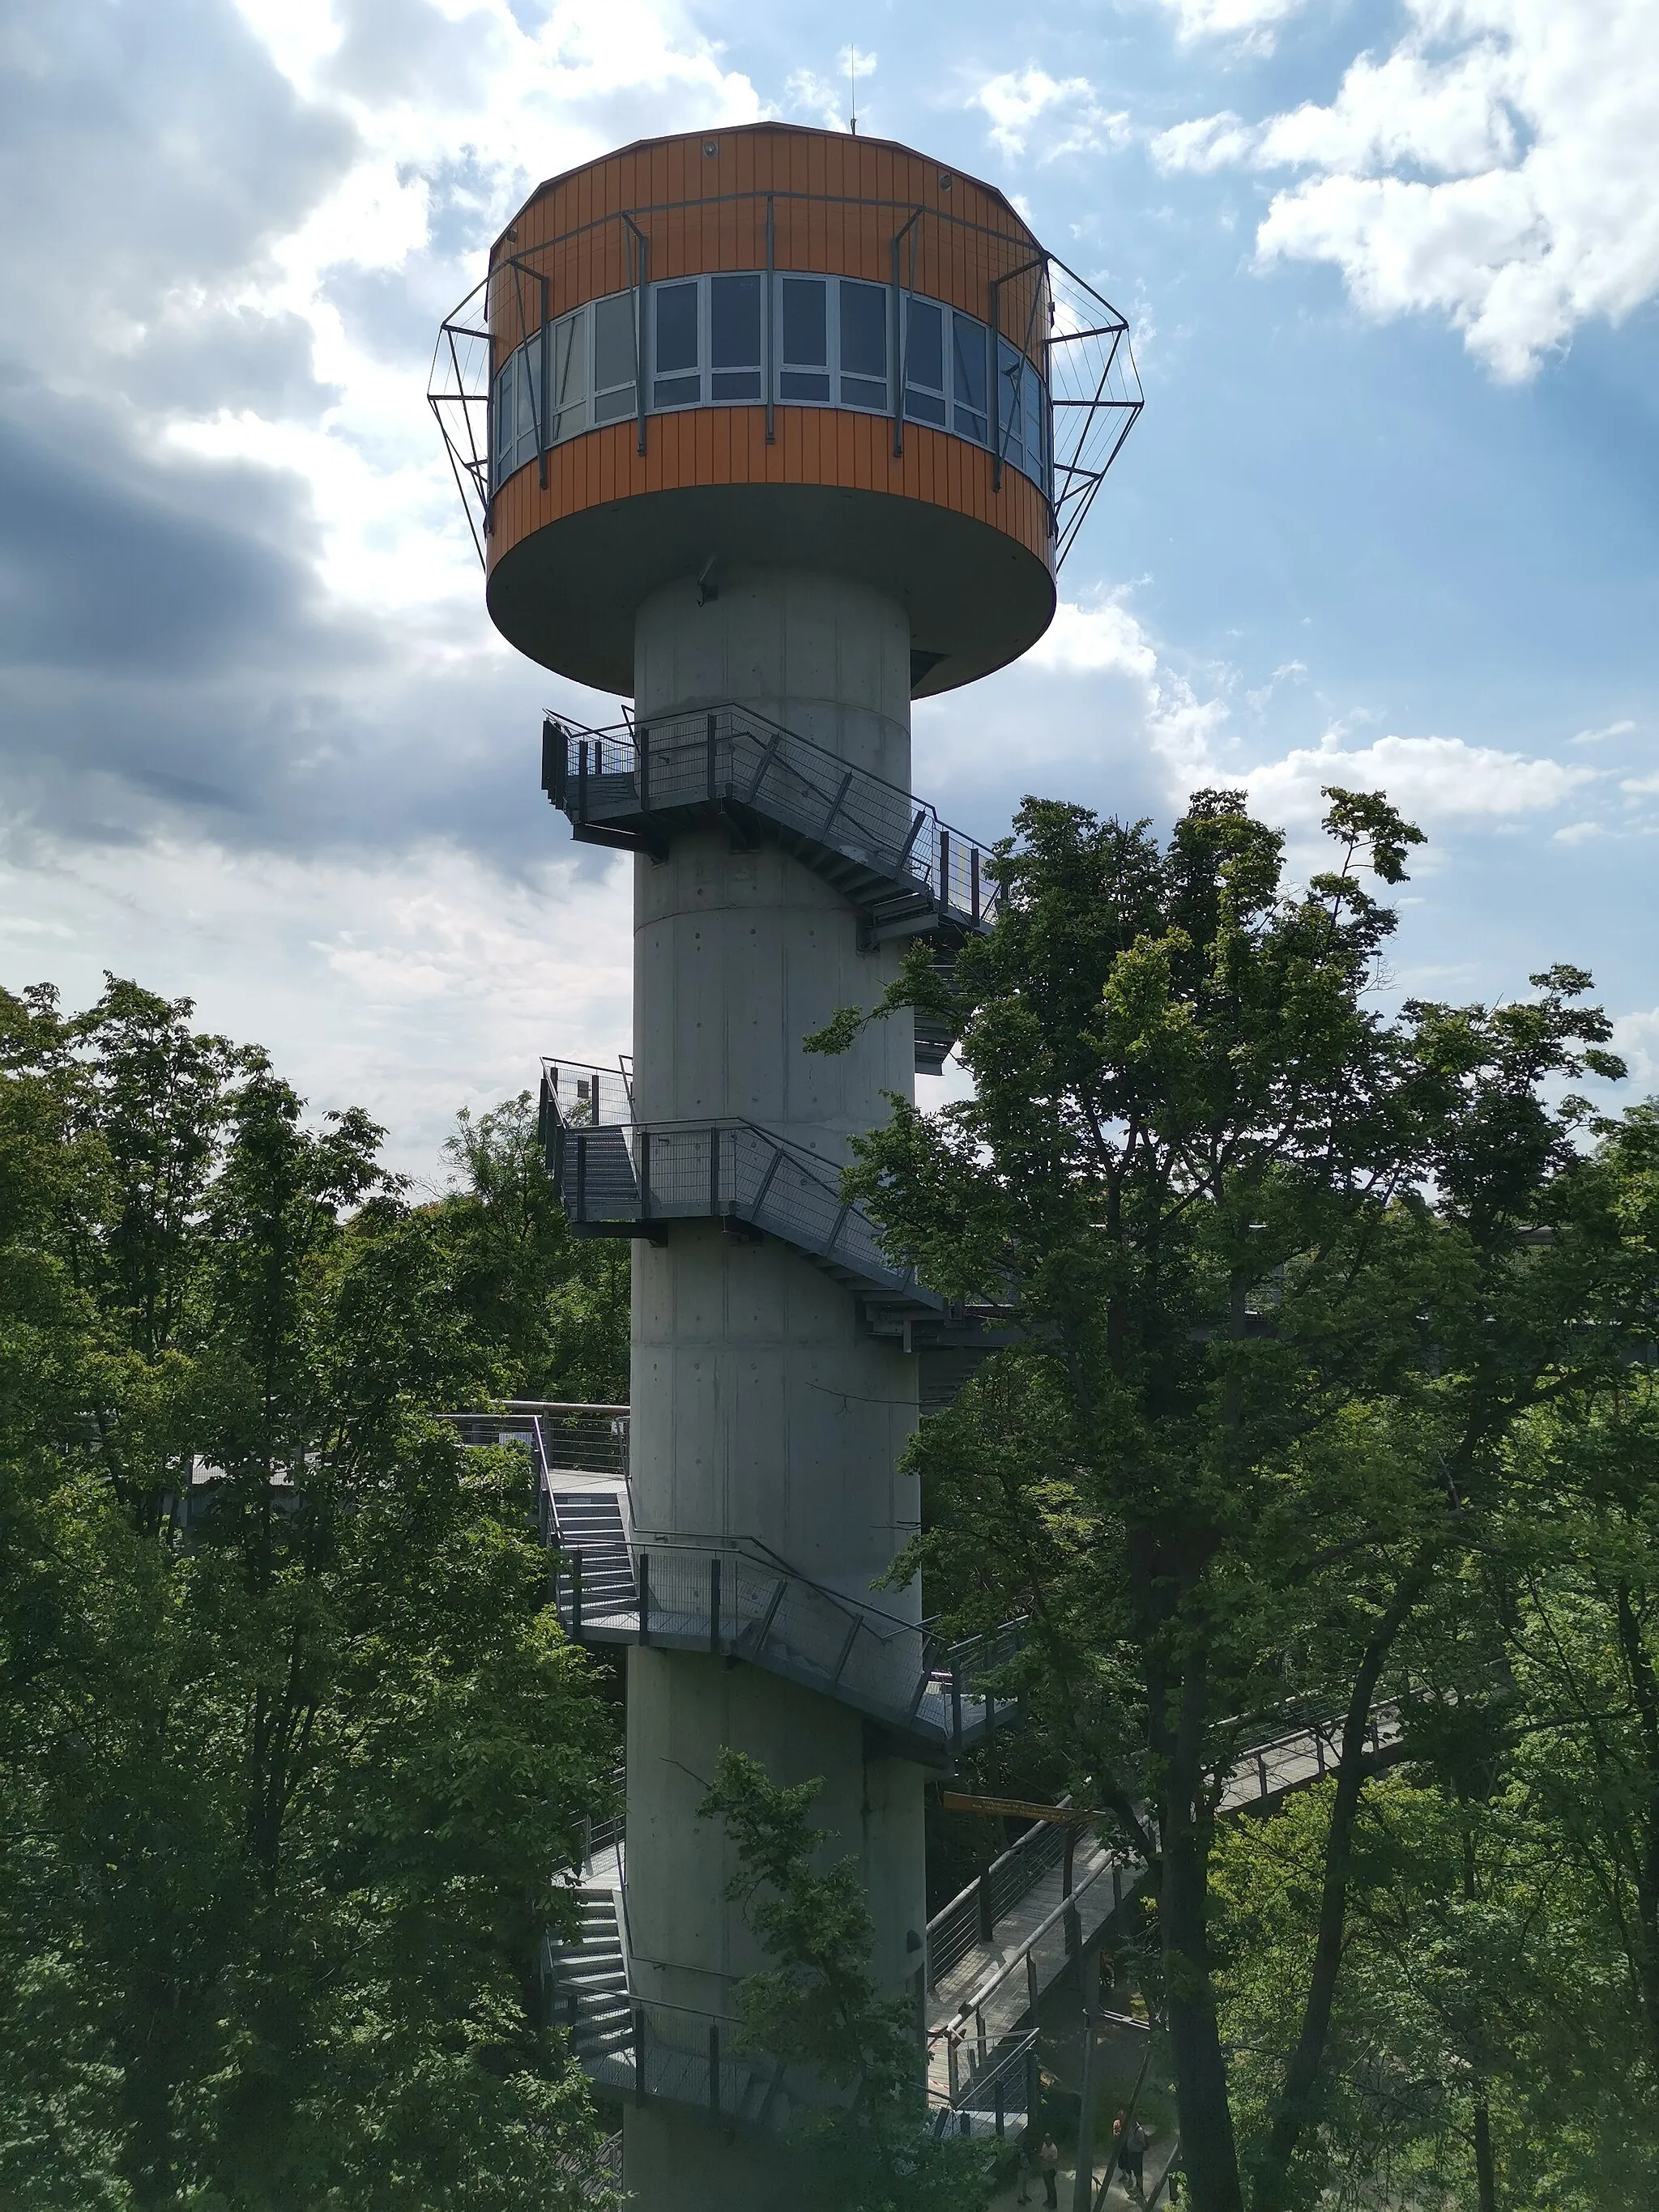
[778,368,830,402]
[653,373,700,409]
[998,339,1024,442]
[780,277,827,366]
[905,390,946,426]
[593,385,635,425]
[953,313,988,442]
[655,282,699,375]
[710,369,761,401]
[841,374,887,411]
[710,274,761,368]
[840,281,887,379]
[1024,362,1045,482]
[594,292,636,393]
[552,311,586,405]
[550,310,586,441]
[906,299,943,392]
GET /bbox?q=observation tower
[432,122,1140,2206]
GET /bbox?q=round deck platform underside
[486,479,1056,699]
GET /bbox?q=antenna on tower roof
[849,46,858,134]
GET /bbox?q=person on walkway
[1123,2116,1148,2196]
[1016,2122,1034,2206]
[1162,2141,1184,2203]
[1038,2132,1060,2210]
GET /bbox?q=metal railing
[544,703,1001,937]
[538,1083,953,1309]
[926,1801,1076,1989]
[553,1525,1023,1763]
[445,1402,630,1481]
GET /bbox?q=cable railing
[542,703,1002,940]
[444,1402,629,1481]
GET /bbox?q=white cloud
[1243,731,1598,825]
[1611,1009,1659,1095]
[1151,112,1263,176]
[1155,0,1309,49]
[1620,774,1659,795]
[972,69,1129,163]
[0,833,632,1177]
[1160,0,1659,379]
[784,46,869,133]
[1572,718,1637,745]
[151,0,765,620]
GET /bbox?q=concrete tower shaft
[627,569,926,2201]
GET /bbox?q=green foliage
[438,1093,629,1404]
[0,978,619,2210]
[812,786,1638,2209]
[698,1749,993,2212]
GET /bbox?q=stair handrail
[544,701,1003,930]
[546,1520,1025,1752]
[930,1695,1411,2049]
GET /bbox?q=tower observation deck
[431,122,1140,2204]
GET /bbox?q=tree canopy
[0,978,621,2210]
[810,786,1647,2209]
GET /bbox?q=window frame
[489,273,1050,503]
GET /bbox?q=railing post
[951,1659,963,1767]
[977,1868,993,1943]
[578,739,589,822]
[638,1551,650,1646]
[947,2030,960,2102]
[708,2022,721,2121]
[709,1124,720,1217]
[638,1128,651,1225]
[1257,1750,1270,1799]
[995,2075,1005,2140]
[574,1131,586,1223]
[709,1554,722,1655]
[1026,1950,1039,2020]
[639,726,650,812]
[1063,1825,1079,1955]
[938,826,951,909]
[569,1549,583,1642]
[706,710,718,802]
[970,845,981,923]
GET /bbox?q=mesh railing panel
[555,1535,1021,1752]
[551,705,1002,927]
[541,1057,635,1129]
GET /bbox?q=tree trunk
[1250,1562,1432,2210]
[1160,1815,1243,2212]
[1473,2090,1498,2212]
[1153,1632,1243,2212]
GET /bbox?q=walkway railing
[556,1529,1024,1767]
[923,1698,1410,2116]
[543,702,1001,945]
[538,1068,1010,1340]
[444,1402,629,1481]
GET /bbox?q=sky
[2,0,1656,1175]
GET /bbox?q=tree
[439,1093,629,1404]
[698,1748,993,2212]
[0,979,621,2210]
[809,790,1624,2210]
